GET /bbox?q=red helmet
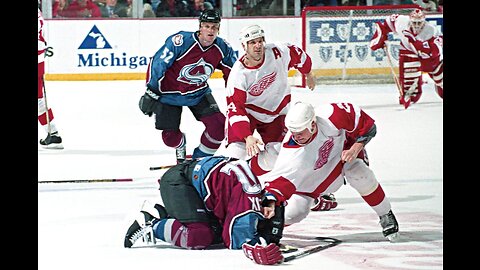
[409,9,426,34]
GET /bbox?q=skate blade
[386,232,400,242]
[41,143,64,150]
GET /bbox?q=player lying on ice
[124,156,285,265]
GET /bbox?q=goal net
[299,4,443,86]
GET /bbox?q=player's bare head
[198,9,221,46]
[285,102,317,145]
[409,8,426,34]
[240,25,265,47]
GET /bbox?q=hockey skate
[124,200,168,248]
[379,210,399,242]
[39,132,64,149]
[176,134,187,164]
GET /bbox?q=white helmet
[239,24,265,45]
[285,102,316,133]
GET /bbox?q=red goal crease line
[38,178,134,184]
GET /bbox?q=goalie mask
[239,25,265,45]
[285,102,316,133]
[409,8,426,34]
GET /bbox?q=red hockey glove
[242,242,283,265]
[311,194,338,211]
[370,22,388,51]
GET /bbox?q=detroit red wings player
[370,8,443,109]
[220,24,316,166]
[38,7,63,149]
[261,101,400,242]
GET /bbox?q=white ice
[38,78,443,270]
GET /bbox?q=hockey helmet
[409,8,426,34]
[285,102,316,133]
[239,25,265,45]
[199,9,221,24]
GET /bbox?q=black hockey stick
[149,155,193,170]
[149,165,175,171]
[283,237,341,262]
[38,178,133,184]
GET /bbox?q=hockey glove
[311,193,338,211]
[370,22,388,51]
[242,241,283,265]
[139,89,160,117]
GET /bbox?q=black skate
[124,200,167,248]
[379,210,399,242]
[39,132,64,149]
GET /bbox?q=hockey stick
[283,237,341,263]
[38,178,133,184]
[149,164,175,171]
[149,155,193,170]
[41,76,52,135]
[383,44,403,97]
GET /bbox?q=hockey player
[138,10,237,164]
[124,156,284,265]
[220,24,316,166]
[260,101,400,242]
[38,7,63,149]
[370,8,443,109]
[217,24,337,211]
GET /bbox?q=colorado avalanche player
[370,8,443,109]
[124,156,284,265]
[138,10,237,163]
[261,101,400,242]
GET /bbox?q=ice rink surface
[38,78,443,269]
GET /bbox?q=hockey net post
[298,4,443,86]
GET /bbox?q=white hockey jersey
[225,42,312,140]
[261,103,375,202]
[385,14,441,59]
[38,8,47,64]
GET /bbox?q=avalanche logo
[78,25,112,49]
[172,34,183,46]
[248,72,276,96]
[177,58,214,85]
[314,138,334,170]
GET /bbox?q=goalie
[370,8,443,109]
[124,156,285,265]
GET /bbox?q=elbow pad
[356,124,377,145]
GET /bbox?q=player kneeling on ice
[261,101,400,242]
[124,156,284,265]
